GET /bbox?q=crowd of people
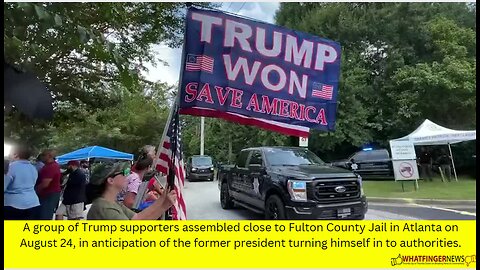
[4,144,176,220]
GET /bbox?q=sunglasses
[109,167,131,178]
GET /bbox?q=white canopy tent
[391,119,476,181]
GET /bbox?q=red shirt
[37,161,62,197]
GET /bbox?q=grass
[363,177,476,200]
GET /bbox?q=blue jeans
[38,193,61,220]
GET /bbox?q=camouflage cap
[89,161,131,186]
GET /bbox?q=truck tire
[220,182,234,209]
[265,195,286,220]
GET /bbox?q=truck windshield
[192,156,213,166]
[264,148,326,166]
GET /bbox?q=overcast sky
[143,2,280,86]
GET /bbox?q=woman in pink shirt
[117,157,152,209]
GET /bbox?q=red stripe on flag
[156,164,167,174]
[179,108,310,137]
[159,154,170,163]
[155,115,187,220]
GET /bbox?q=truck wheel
[220,182,234,209]
[265,195,286,220]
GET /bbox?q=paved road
[78,180,474,220]
[183,180,421,220]
[369,203,476,220]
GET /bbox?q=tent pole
[448,143,458,182]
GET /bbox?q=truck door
[244,150,267,209]
[229,150,251,201]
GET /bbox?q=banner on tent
[178,7,341,136]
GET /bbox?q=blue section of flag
[187,55,196,63]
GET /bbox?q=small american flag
[155,108,187,220]
[312,82,334,100]
[185,54,214,73]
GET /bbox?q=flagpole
[153,3,192,220]
[154,99,177,171]
[153,3,192,172]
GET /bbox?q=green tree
[4,2,187,105]
[4,3,212,152]
[275,3,476,161]
[46,82,172,155]
[181,116,290,164]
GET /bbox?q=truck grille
[311,179,360,202]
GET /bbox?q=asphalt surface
[77,179,475,220]
[368,203,476,220]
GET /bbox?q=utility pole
[200,116,205,155]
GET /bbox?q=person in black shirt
[418,147,433,181]
[60,160,87,219]
[436,149,452,181]
[80,160,90,184]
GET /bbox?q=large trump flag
[179,7,342,137]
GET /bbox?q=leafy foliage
[4,2,187,105]
[4,2,192,154]
[46,83,172,154]
[181,116,290,164]
[273,3,476,161]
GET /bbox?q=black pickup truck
[218,147,368,220]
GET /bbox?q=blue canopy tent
[56,146,134,165]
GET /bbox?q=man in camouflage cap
[86,161,176,220]
[89,161,131,186]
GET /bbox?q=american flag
[155,108,187,220]
[312,82,334,100]
[185,54,214,73]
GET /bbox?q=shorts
[56,202,85,219]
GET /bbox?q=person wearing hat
[86,161,176,220]
[55,160,87,220]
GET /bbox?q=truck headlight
[210,167,214,171]
[358,175,365,196]
[287,180,308,202]
[192,168,197,172]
